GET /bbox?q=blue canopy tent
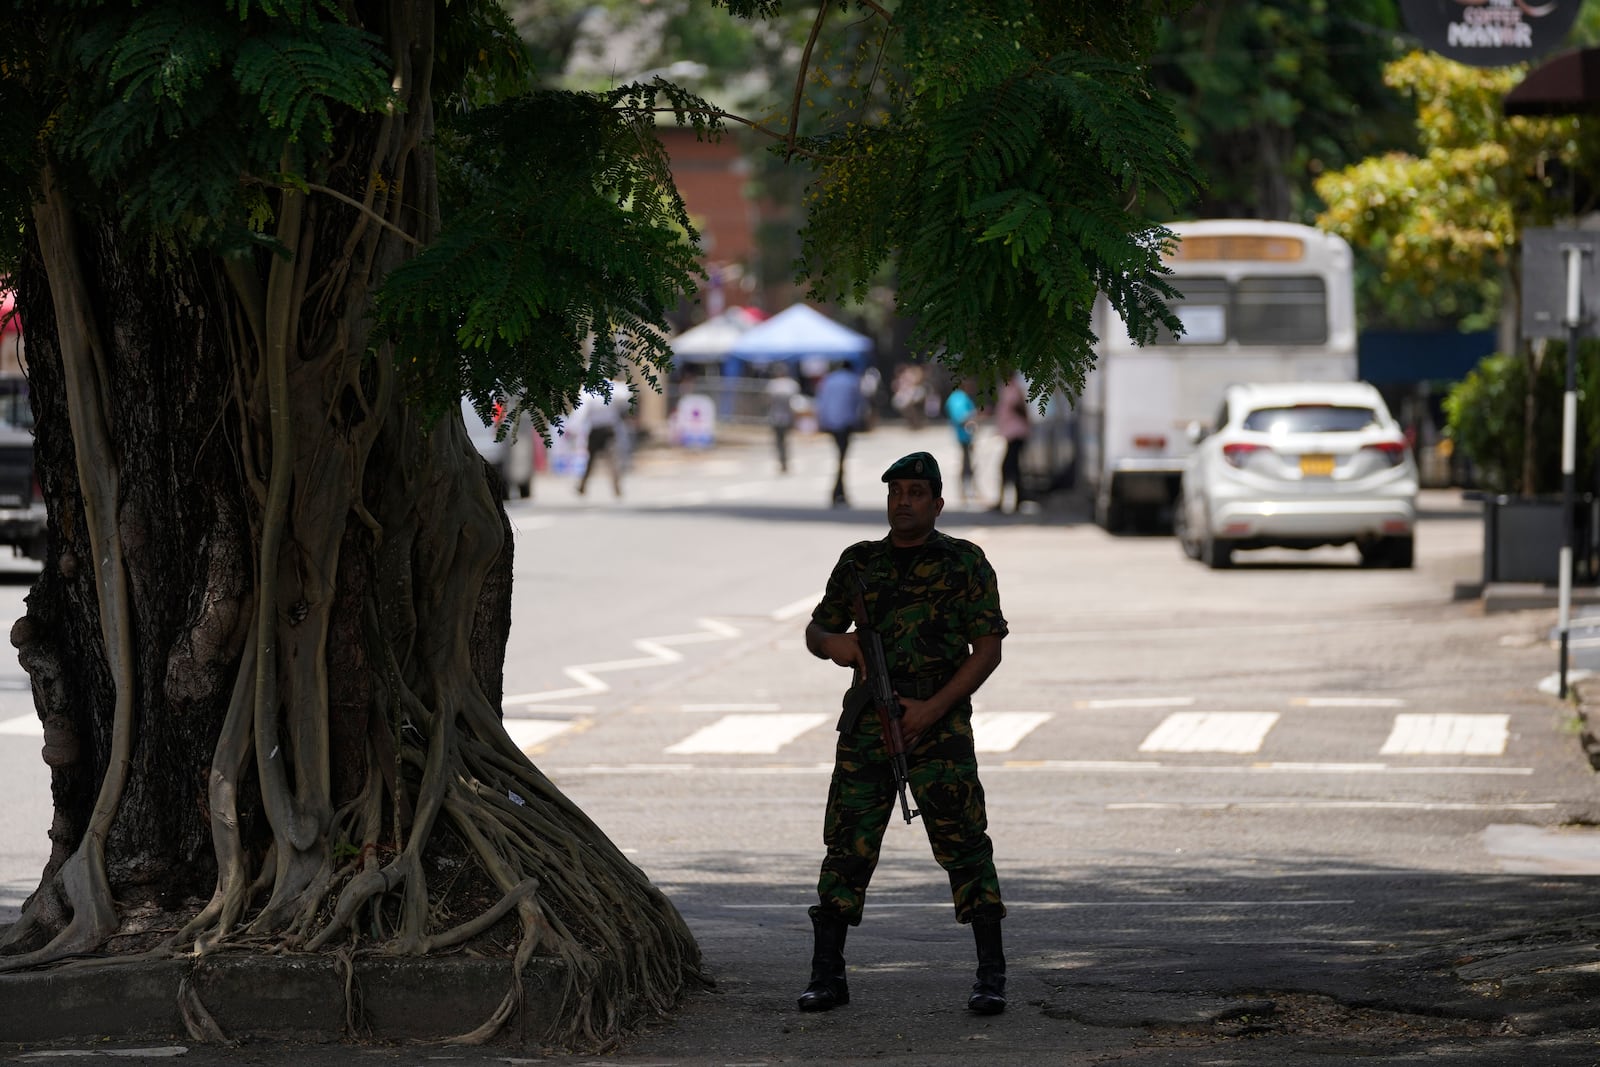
[724,304,872,379]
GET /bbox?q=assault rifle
[852,573,919,824]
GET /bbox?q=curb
[1572,675,1600,771]
[0,953,563,1045]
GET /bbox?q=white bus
[1077,219,1358,531]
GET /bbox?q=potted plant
[1444,339,1600,584]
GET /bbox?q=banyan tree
[0,0,1195,1047]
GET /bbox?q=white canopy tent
[668,311,756,364]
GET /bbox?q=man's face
[886,478,943,543]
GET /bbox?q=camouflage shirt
[812,530,1008,680]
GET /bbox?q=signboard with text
[1400,0,1581,68]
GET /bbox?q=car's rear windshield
[1241,405,1379,434]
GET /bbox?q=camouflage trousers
[814,700,1005,926]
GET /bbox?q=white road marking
[1110,800,1555,812]
[998,760,1534,776]
[1005,618,1415,644]
[721,899,1357,910]
[1076,696,1196,710]
[1139,712,1279,754]
[1380,714,1509,756]
[503,617,740,704]
[679,703,783,713]
[664,712,828,755]
[553,760,1534,777]
[972,711,1051,753]
[1293,696,1407,708]
[502,719,576,751]
[0,714,40,737]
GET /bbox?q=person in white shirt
[576,378,632,497]
[766,364,801,473]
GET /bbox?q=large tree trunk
[0,2,701,1048]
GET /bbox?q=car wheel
[1201,528,1233,570]
[1174,493,1200,559]
[1099,495,1126,535]
[1384,536,1415,569]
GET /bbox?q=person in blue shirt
[813,362,865,507]
[945,380,977,503]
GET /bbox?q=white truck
[1076,219,1358,532]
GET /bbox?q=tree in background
[0,0,1197,1048]
[1146,0,1410,222]
[1314,51,1600,493]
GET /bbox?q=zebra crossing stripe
[1139,712,1279,754]
[665,712,828,755]
[1379,714,1509,756]
[973,712,1051,753]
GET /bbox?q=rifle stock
[852,576,919,824]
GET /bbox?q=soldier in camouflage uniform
[799,451,1010,1015]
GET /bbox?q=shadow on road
[606,851,1600,1065]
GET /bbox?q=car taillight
[1222,442,1264,468]
[1132,434,1166,450]
[1364,440,1407,466]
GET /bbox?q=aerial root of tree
[3,236,704,1058]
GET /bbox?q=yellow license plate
[1299,454,1335,477]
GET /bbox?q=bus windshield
[1150,275,1328,347]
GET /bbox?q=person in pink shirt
[991,374,1030,514]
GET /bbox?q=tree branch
[788,2,831,160]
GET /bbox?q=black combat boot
[967,918,1006,1015]
[797,906,850,1012]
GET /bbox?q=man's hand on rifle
[895,694,946,748]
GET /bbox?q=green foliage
[1148,0,1410,222]
[1315,52,1600,329]
[3,0,1199,432]
[374,82,710,433]
[1444,345,1600,496]
[22,2,393,246]
[796,19,1196,399]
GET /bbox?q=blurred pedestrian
[575,376,632,497]
[814,361,865,507]
[945,379,977,502]
[892,364,928,428]
[992,373,1030,514]
[766,363,801,473]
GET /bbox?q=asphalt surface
[5,425,1600,1065]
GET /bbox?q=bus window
[1233,276,1327,345]
[1152,277,1228,345]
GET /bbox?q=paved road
[5,423,1600,1063]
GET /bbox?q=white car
[1175,381,1418,569]
[461,395,535,499]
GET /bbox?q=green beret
[881,451,942,490]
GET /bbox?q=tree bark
[1,0,702,1048]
